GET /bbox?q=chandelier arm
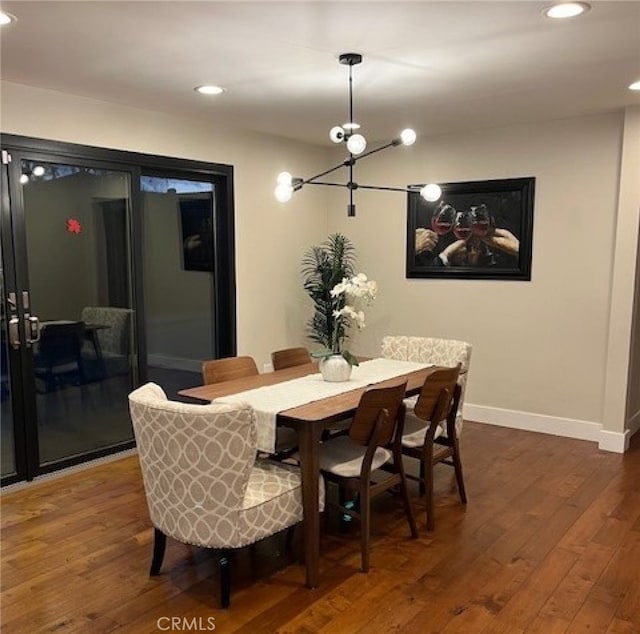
[299,162,349,186]
[303,181,349,188]
[350,141,397,163]
[357,184,415,193]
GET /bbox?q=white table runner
[214,358,431,453]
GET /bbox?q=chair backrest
[128,382,257,548]
[381,335,472,430]
[38,321,85,366]
[414,365,461,424]
[350,380,408,447]
[271,347,311,371]
[202,356,259,385]
[81,306,132,356]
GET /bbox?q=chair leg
[285,524,296,556]
[149,528,166,576]
[359,482,371,573]
[452,441,467,504]
[218,550,231,609]
[395,454,419,539]
[418,458,426,497]
[424,455,436,531]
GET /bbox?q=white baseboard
[464,403,629,453]
[148,354,201,373]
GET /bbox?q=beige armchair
[128,382,324,608]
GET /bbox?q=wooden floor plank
[2,422,639,633]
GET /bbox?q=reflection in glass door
[141,175,215,400]
[5,156,137,476]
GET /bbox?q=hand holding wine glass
[481,227,519,256]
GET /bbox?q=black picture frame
[179,193,214,272]
[406,177,535,280]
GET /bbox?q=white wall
[326,111,638,450]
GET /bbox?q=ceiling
[1,1,639,146]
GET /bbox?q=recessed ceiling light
[629,80,640,91]
[194,85,226,96]
[0,11,17,25]
[543,2,591,19]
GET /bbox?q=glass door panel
[19,158,136,468]
[141,175,215,399]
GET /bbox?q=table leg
[296,422,322,588]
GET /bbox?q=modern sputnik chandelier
[275,52,442,216]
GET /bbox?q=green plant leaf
[341,350,360,367]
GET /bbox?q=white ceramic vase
[319,354,352,382]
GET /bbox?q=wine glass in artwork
[470,204,492,237]
[430,202,456,236]
[453,210,473,240]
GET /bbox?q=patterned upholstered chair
[81,306,132,376]
[381,336,472,529]
[128,382,324,608]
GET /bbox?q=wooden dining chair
[202,355,259,384]
[271,347,311,371]
[401,364,466,530]
[318,380,418,572]
[202,355,298,456]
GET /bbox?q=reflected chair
[128,382,324,608]
[80,306,132,377]
[401,365,466,530]
[202,355,298,456]
[34,321,86,392]
[318,380,418,572]
[271,347,311,371]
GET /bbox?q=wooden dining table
[178,359,433,588]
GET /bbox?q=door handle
[25,314,40,345]
[8,316,20,349]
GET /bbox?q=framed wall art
[406,177,535,280]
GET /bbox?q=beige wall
[2,81,637,445]
[326,112,636,439]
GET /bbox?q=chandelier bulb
[400,129,417,146]
[420,183,442,202]
[329,126,345,143]
[346,133,367,155]
[277,171,293,186]
[275,184,293,203]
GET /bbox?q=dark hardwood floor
[2,422,639,633]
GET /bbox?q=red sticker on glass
[67,218,81,234]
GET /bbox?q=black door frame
[0,134,236,485]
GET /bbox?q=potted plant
[301,233,377,381]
